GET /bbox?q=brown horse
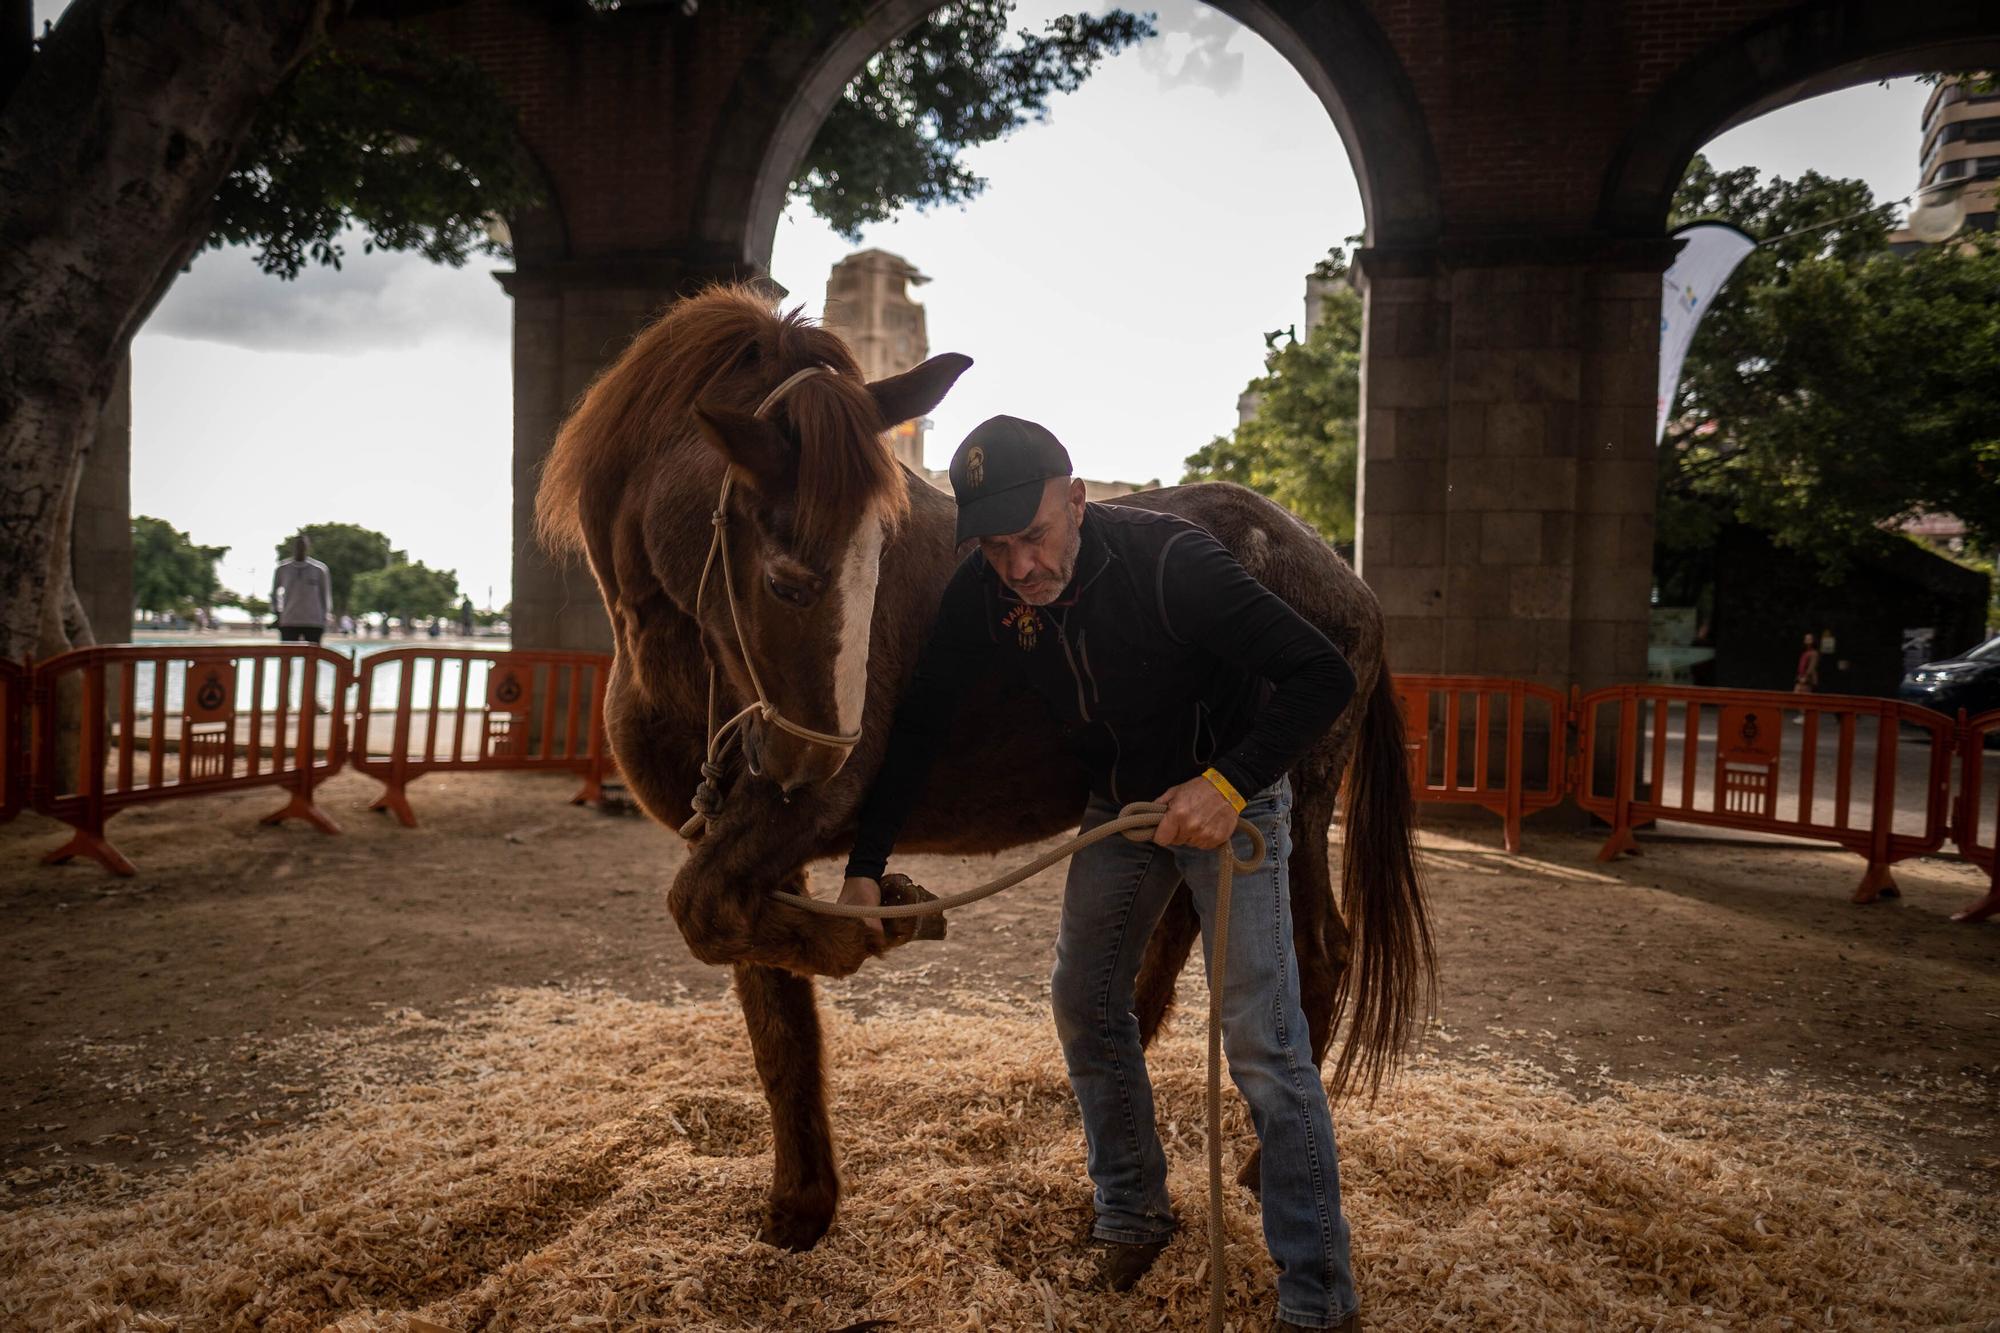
[536,285,1433,1251]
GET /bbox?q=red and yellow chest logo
[1000,604,1042,651]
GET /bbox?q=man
[840,416,1362,1330]
[271,534,334,644]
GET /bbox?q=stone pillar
[72,354,133,645]
[499,257,768,653]
[1356,243,1671,693]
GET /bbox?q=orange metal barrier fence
[1394,675,1567,851]
[350,648,610,827]
[1393,674,1997,920]
[1575,687,1955,902]
[1952,708,2000,924]
[1,657,24,824]
[27,645,351,875]
[2,653,1989,915]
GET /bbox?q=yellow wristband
[1200,767,1247,813]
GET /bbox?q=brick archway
[695,0,1442,272]
[1599,1,2000,235]
[369,0,1997,682]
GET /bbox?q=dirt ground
[2,767,1996,1206]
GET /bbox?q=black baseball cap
[948,415,1074,545]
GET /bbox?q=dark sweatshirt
[845,502,1355,881]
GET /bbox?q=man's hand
[1151,775,1239,850]
[838,876,885,941]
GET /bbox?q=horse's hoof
[880,873,946,945]
[758,1196,835,1251]
[1236,1147,1262,1199]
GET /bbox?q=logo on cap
[966,445,986,489]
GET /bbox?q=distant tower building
[1302,270,1344,336]
[1238,267,1344,427]
[1891,75,1999,247]
[822,249,932,472]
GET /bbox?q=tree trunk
[0,0,348,662]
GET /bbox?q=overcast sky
[116,0,1934,610]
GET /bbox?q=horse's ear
[869,352,973,429]
[694,405,794,495]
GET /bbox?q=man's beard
[1009,522,1082,606]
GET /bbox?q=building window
[1924,116,2000,170]
[1937,155,2000,182]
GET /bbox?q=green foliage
[1915,71,1996,95]
[235,594,272,619]
[1659,155,2000,576]
[132,516,227,616]
[351,560,460,623]
[1182,251,1361,542]
[794,0,1153,239]
[210,28,542,278]
[276,523,399,617]
[1916,538,2000,633]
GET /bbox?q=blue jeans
[1050,778,1357,1327]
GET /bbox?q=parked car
[1899,632,2000,720]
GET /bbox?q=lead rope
[679,365,860,840]
[777,802,1262,1333]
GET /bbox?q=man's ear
[868,352,973,429]
[694,403,795,496]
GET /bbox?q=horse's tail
[1329,665,1436,1099]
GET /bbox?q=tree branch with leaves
[1183,250,1362,543]
[1660,154,2000,577]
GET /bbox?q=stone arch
[502,140,572,268]
[1599,0,2000,236]
[692,0,1441,274]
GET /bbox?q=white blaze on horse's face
[832,513,884,742]
[692,349,975,794]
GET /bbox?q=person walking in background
[1791,630,1820,724]
[458,596,476,638]
[271,534,334,645]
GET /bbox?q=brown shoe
[1080,1234,1173,1292]
[1278,1312,1361,1331]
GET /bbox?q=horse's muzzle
[743,716,850,792]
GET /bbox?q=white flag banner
[1656,221,1757,443]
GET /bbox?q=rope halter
[681,364,864,838]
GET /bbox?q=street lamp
[1904,175,1984,243]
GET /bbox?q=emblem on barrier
[184,664,234,724]
[1717,704,1780,819]
[485,664,532,758]
[487,666,530,712]
[182,662,236,779]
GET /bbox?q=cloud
[143,238,510,354]
[1134,0,1246,96]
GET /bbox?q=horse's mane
[536,284,908,564]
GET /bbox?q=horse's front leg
[734,960,841,1249]
[669,825,885,978]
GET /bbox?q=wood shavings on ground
[2,987,1994,1331]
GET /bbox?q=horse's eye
[767,573,817,608]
